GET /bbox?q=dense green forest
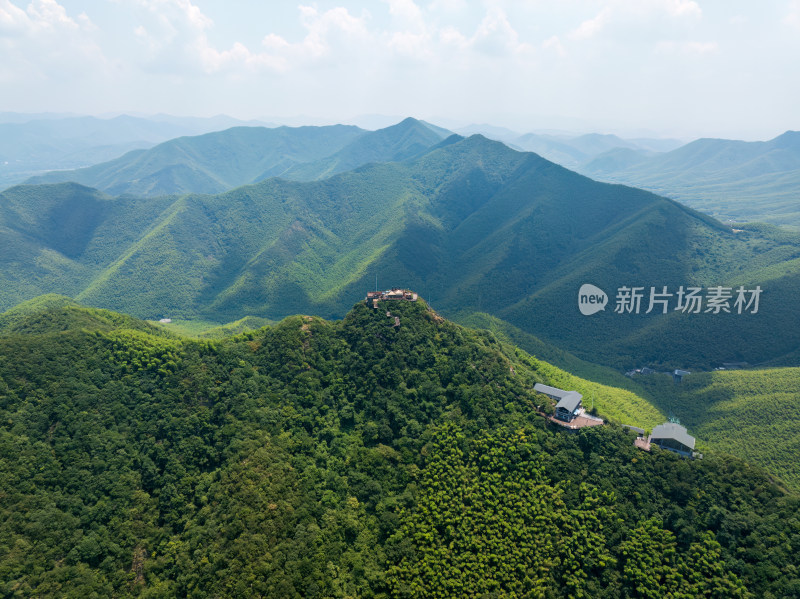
[2,298,799,597]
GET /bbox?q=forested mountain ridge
[23,118,452,196]
[1,298,798,597]
[277,117,452,181]
[3,133,799,371]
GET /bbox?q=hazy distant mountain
[0,111,79,124]
[0,113,275,190]
[508,132,683,171]
[4,134,799,370]
[27,118,451,195]
[455,123,521,142]
[26,125,366,196]
[581,131,800,227]
[510,133,589,169]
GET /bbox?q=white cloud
[0,0,84,35]
[385,0,424,26]
[25,0,78,30]
[388,30,432,59]
[659,0,701,18]
[2,0,794,140]
[569,7,611,40]
[438,25,466,48]
[655,40,718,54]
[0,0,29,35]
[472,8,525,54]
[567,0,701,42]
[785,0,800,30]
[542,35,565,57]
[0,0,102,83]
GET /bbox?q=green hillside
[0,182,176,309]
[581,130,800,228]
[633,367,800,491]
[1,298,799,596]
[152,315,275,339]
[0,294,171,338]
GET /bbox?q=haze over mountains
[25,118,450,196]
[458,125,800,228]
[3,118,799,372]
[580,130,800,228]
[0,113,274,190]
[12,112,799,229]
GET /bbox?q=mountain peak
[396,116,424,127]
[770,130,800,150]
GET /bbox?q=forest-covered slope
[1,299,799,597]
[633,367,800,492]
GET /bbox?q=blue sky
[1,0,798,139]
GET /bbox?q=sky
[1,0,799,139]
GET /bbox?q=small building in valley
[673,369,690,383]
[649,422,696,458]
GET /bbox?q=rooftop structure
[534,383,583,423]
[673,369,691,383]
[649,422,696,457]
[366,288,418,308]
[534,383,576,401]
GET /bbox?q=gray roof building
[535,383,584,423]
[534,383,576,401]
[555,391,583,414]
[650,422,696,457]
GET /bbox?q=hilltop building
[534,383,583,422]
[366,289,418,308]
[649,422,696,458]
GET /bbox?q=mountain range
[11,112,800,229]
[579,130,800,228]
[2,119,799,372]
[24,118,450,196]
